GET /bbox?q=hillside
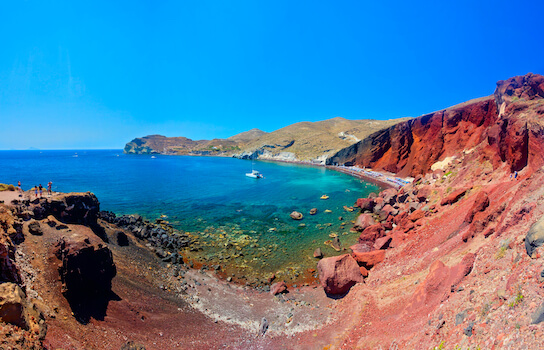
[233,117,412,163]
[123,129,266,156]
[123,118,411,162]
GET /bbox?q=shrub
[0,183,16,191]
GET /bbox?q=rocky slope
[328,73,544,178]
[310,73,544,348]
[233,117,411,163]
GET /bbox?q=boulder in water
[290,211,303,220]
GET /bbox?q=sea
[0,150,381,284]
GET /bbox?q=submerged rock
[313,247,324,258]
[309,208,317,215]
[290,211,303,220]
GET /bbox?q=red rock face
[354,213,376,232]
[351,250,385,270]
[405,253,476,313]
[464,191,490,224]
[270,281,288,295]
[329,73,544,177]
[440,188,469,206]
[358,224,385,244]
[317,254,364,295]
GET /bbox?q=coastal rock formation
[41,192,100,226]
[124,129,266,156]
[0,207,21,284]
[54,232,117,323]
[99,212,193,260]
[328,73,544,178]
[317,254,364,295]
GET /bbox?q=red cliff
[329,73,544,177]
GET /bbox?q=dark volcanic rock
[116,231,129,246]
[526,216,544,257]
[54,233,117,323]
[28,221,43,236]
[44,192,100,226]
[531,302,544,324]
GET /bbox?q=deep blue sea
[0,150,381,283]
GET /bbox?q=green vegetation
[434,341,445,350]
[509,291,524,308]
[511,96,519,102]
[495,245,507,259]
[0,183,16,191]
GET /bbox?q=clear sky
[1,0,543,149]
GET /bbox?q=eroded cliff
[328,73,544,178]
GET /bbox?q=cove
[0,150,381,284]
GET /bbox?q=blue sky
[1,0,543,149]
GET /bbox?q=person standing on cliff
[39,184,43,198]
[17,181,22,192]
[34,185,38,199]
[47,181,52,196]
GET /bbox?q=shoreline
[244,156,411,189]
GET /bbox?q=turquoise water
[0,150,381,283]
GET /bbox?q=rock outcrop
[54,232,117,323]
[328,73,544,177]
[0,282,46,338]
[406,254,476,312]
[526,215,544,257]
[317,254,364,295]
[124,129,266,156]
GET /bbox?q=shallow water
[0,150,381,283]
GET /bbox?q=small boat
[320,195,329,200]
[151,156,156,159]
[246,170,264,179]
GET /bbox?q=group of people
[17,181,53,198]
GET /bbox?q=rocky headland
[123,117,411,164]
[2,73,544,349]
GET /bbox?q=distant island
[124,117,411,164]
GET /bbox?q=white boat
[246,170,263,179]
